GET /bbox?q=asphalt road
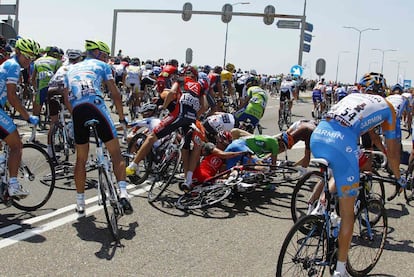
[0,93,413,277]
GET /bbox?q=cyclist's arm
[105,78,125,121]
[367,129,386,154]
[31,67,37,88]
[7,83,30,121]
[210,147,245,159]
[161,82,179,110]
[62,87,73,114]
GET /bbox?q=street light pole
[343,26,379,83]
[223,2,250,67]
[372,48,396,74]
[390,60,408,84]
[335,50,350,84]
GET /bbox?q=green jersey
[34,56,62,90]
[244,86,268,119]
[244,135,279,157]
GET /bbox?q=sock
[186,171,193,185]
[76,193,85,206]
[128,162,137,169]
[9,177,18,186]
[118,180,128,198]
[336,261,346,274]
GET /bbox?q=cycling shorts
[48,93,61,117]
[0,108,17,139]
[72,97,117,144]
[312,90,323,103]
[310,119,360,198]
[280,88,291,102]
[35,87,49,105]
[153,114,193,140]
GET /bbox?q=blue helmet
[391,83,403,93]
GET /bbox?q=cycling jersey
[192,143,223,183]
[386,94,410,139]
[235,86,268,127]
[311,93,398,197]
[64,57,117,144]
[125,65,141,88]
[225,135,279,169]
[33,56,61,90]
[0,56,21,138]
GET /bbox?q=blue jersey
[64,57,113,108]
[0,56,21,108]
[325,93,397,139]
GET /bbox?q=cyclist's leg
[47,94,60,156]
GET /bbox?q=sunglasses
[21,51,36,61]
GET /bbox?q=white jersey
[402,92,414,106]
[280,80,296,91]
[125,65,141,86]
[386,94,410,119]
[113,63,126,77]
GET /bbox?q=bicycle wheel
[12,143,56,211]
[99,168,120,241]
[404,180,414,202]
[126,133,150,185]
[367,170,385,202]
[276,215,328,277]
[176,181,232,210]
[50,123,70,163]
[291,171,324,224]
[268,164,305,184]
[147,147,181,202]
[347,197,387,277]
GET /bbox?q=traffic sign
[303,43,311,53]
[305,22,313,32]
[276,20,301,29]
[290,65,303,77]
[303,32,312,43]
[404,80,411,89]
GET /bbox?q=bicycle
[176,160,306,210]
[387,155,414,202]
[0,140,56,211]
[277,158,388,277]
[124,128,184,202]
[85,119,125,241]
[278,98,292,131]
[291,150,387,224]
[312,99,323,123]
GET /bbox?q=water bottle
[0,152,6,175]
[330,212,341,238]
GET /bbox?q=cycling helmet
[214,66,223,74]
[167,59,179,67]
[130,57,140,66]
[85,40,110,54]
[66,49,82,60]
[139,103,157,115]
[183,65,198,77]
[225,63,235,72]
[391,83,403,93]
[281,132,295,149]
[359,72,387,95]
[15,37,40,55]
[203,65,211,74]
[218,131,232,145]
[245,76,259,87]
[249,69,258,76]
[152,66,162,76]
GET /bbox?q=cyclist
[221,63,235,98]
[334,85,348,103]
[46,49,83,157]
[30,46,62,141]
[310,72,402,277]
[126,65,206,178]
[279,75,296,122]
[224,134,284,169]
[124,57,142,117]
[0,37,40,197]
[112,57,126,89]
[278,119,317,168]
[234,76,268,133]
[63,40,132,215]
[311,80,326,119]
[202,112,235,143]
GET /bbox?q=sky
[1,0,413,85]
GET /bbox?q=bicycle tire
[50,123,70,163]
[291,171,324,225]
[267,164,305,184]
[404,160,414,202]
[347,197,387,277]
[176,182,232,210]
[147,147,181,202]
[126,133,150,184]
[99,167,120,241]
[12,143,56,211]
[276,214,328,277]
[366,169,386,203]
